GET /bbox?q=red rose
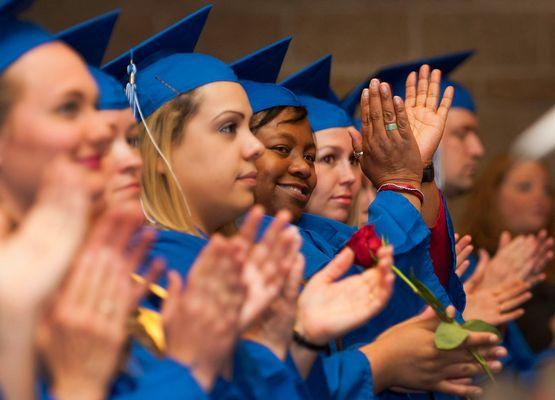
[346,225,383,269]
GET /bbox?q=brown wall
[23,0,555,225]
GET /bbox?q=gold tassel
[128,274,167,355]
[128,307,166,355]
[131,273,167,299]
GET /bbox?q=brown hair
[462,154,555,255]
[139,90,200,234]
[0,76,16,128]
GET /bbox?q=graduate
[44,12,226,400]
[280,55,468,330]
[0,2,161,399]
[103,6,319,399]
[232,41,506,399]
[231,40,398,399]
[373,51,555,381]
[103,5,411,398]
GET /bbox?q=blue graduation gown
[295,191,466,400]
[136,229,311,400]
[38,342,208,400]
[297,191,465,343]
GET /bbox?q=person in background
[462,154,555,371]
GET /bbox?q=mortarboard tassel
[124,54,193,224]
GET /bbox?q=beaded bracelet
[377,182,424,205]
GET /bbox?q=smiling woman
[252,105,315,221]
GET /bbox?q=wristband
[377,183,424,205]
[292,330,330,353]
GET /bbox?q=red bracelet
[377,183,424,205]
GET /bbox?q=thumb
[312,248,355,284]
[406,306,442,330]
[411,305,438,324]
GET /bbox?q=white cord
[126,61,192,222]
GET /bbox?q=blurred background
[23,0,555,224]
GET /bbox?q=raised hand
[0,156,92,400]
[404,65,454,164]
[527,229,554,281]
[463,278,531,326]
[237,206,296,330]
[361,306,505,397]
[242,235,305,361]
[162,235,247,391]
[469,232,552,292]
[454,233,473,278]
[294,246,394,346]
[352,79,424,191]
[0,156,91,310]
[38,204,162,400]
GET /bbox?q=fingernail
[363,88,369,98]
[370,79,379,88]
[496,348,507,357]
[379,82,388,95]
[491,361,502,370]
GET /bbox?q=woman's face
[103,109,142,208]
[0,42,113,214]
[305,127,362,223]
[171,81,263,234]
[253,108,316,222]
[497,160,553,235]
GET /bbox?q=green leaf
[435,321,469,350]
[409,270,451,322]
[463,320,502,341]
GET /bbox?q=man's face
[441,108,485,197]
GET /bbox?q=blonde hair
[139,91,199,234]
[346,187,362,227]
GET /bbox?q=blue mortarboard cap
[89,67,129,110]
[0,0,33,15]
[231,37,291,83]
[0,0,54,74]
[231,37,301,113]
[57,10,127,110]
[101,5,232,119]
[102,5,212,81]
[57,9,120,67]
[373,50,476,112]
[133,53,237,118]
[281,55,352,132]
